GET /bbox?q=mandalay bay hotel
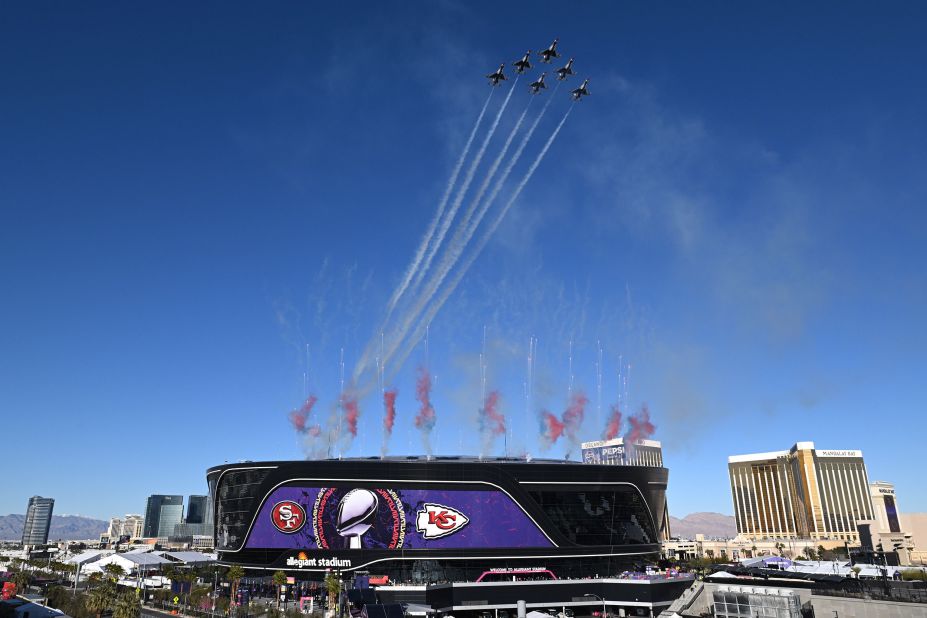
[728,441,874,543]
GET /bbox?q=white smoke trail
[384,105,574,382]
[379,92,557,378]
[406,78,519,298]
[353,89,499,388]
[384,89,495,318]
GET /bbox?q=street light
[582,594,606,618]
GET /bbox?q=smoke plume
[289,394,321,435]
[604,404,623,440]
[381,388,397,456]
[342,394,360,438]
[540,411,566,447]
[625,403,656,444]
[414,367,437,453]
[478,390,505,454]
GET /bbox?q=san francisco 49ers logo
[415,503,469,539]
[271,500,306,533]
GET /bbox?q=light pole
[583,593,606,618]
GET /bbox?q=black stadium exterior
[208,456,671,583]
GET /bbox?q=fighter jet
[571,79,590,101]
[539,38,560,64]
[556,58,575,81]
[486,64,507,86]
[513,51,532,74]
[529,72,548,94]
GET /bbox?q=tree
[324,572,341,611]
[11,569,32,594]
[751,545,758,558]
[104,563,126,582]
[113,591,141,618]
[775,542,785,556]
[851,566,862,578]
[226,565,245,614]
[817,545,826,559]
[87,582,116,618]
[273,570,288,610]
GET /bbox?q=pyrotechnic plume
[625,403,655,445]
[540,411,566,447]
[479,390,505,454]
[381,388,397,456]
[414,367,437,453]
[604,404,622,440]
[289,394,320,434]
[342,394,360,439]
[383,105,575,383]
[562,391,588,444]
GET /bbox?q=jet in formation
[513,51,532,74]
[571,79,590,100]
[556,58,574,81]
[539,38,560,64]
[486,64,507,86]
[529,73,548,94]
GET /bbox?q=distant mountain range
[0,514,107,541]
[669,512,737,539]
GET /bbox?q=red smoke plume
[481,390,505,436]
[604,404,622,440]
[541,411,566,445]
[343,394,359,438]
[383,389,397,434]
[562,392,588,441]
[414,367,436,431]
[625,403,655,444]
[289,395,318,434]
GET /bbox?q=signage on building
[816,450,862,458]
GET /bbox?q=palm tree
[324,572,341,612]
[272,571,287,610]
[87,582,116,618]
[113,591,141,618]
[226,565,245,614]
[11,569,32,595]
[104,563,126,583]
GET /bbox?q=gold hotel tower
[728,441,874,542]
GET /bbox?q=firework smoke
[479,390,505,454]
[381,388,397,456]
[289,394,320,434]
[625,403,655,444]
[414,367,437,453]
[604,404,623,440]
[342,394,360,438]
[540,411,566,447]
[562,391,588,444]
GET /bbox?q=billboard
[245,485,553,551]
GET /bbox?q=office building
[185,495,207,524]
[22,496,55,545]
[728,442,873,542]
[143,495,184,538]
[857,481,915,565]
[581,437,664,466]
[107,514,145,540]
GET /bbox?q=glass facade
[143,494,184,538]
[528,488,656,545]
[216,468,272,550]
[22,496,55,545]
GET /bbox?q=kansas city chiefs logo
[415,503,469,539]
[271,500,306,533]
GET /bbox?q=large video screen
[245,486,554,551]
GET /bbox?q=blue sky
[2,2,925,521]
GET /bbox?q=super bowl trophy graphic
[336,489,379,549]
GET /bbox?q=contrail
[353,81,517,390]
[384,105,574,381]
[407,77,519,299]
[384,89,495,318]
[381,93,558,377]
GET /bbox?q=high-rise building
[728,442,873,542]
[143,495,184,538]
[22,496,55,546]
[186,495,208,524]
[857,481,915,564]
[581,438,664,466]
[107,516,124,538]
[122,514,145,539]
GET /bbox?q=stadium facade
[208,457,670,583]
